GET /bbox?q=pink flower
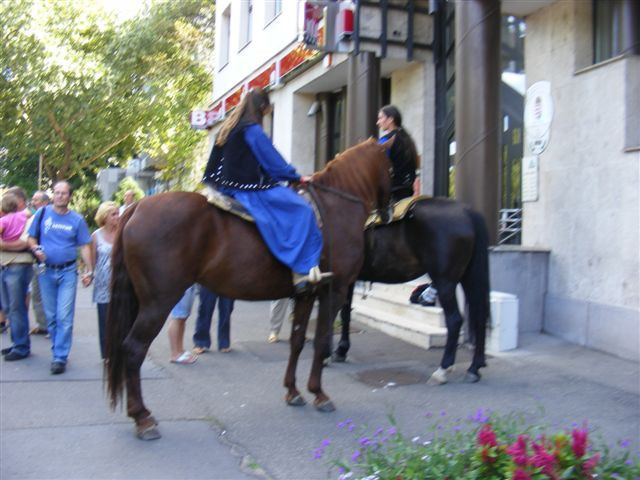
[506,435,530,466]
[477,424,498,447]
[571,428,588,458]
[511,468,532,480]
[530,441,557,478]
[582,453,600,475]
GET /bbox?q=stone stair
[350,277,449,350]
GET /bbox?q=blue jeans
[0,263,33,356]
[96,303,108,359]
[193,286,234,350]
[39,265,78,364]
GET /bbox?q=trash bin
[488,291,519,352]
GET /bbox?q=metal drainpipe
[454,0,501,245]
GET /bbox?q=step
[352,304,448,349]
[353,283,446,329]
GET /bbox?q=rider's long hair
[215,88,271,146]
[380,105,418,170]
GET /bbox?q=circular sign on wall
[524,81,554,155]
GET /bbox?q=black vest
[381,129,417,192]
[203,121,278,191]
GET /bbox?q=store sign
[524,81,554,155]
[303,2,324,47]
[521,155,539,202]
[190,107,223,130]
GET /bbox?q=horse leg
[333,282,354,362]
[463,286,488,382]
[429,284,463,385]
[284,295,314,407]
[123,306,168,440]
[308,289,342,412]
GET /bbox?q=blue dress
[220,125,323,275]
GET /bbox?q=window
[219,6,231,68]
[265,0,282,26]
[239,0,253,49]
[593,0,639,63]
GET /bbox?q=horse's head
[312,138,392,216]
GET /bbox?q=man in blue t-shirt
[27,180,93,375]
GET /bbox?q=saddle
[201,185,323,227]
[364,195,430,229]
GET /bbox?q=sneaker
[4,351,29,361]
[50,362,66,374]
[1,347,12,355]
[29,326,48,335]
[268,332,279,343]
[0,322,8,333]
[419,286,438,306]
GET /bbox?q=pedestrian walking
[28,190,50,335]
[0,191,34,361]
[87,201,119,359]
[168,286,198,364]
[27,180,93,374]
[192,285,234,354]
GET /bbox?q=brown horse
[105,138,391,439]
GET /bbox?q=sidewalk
[1,286,638,479]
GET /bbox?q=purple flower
[313,448,323,459]
[387,426,397,435]
[347,424,355,432]
[471,408,489,423]
[351,450,361,462]
[374,427,384,436]
[440,410,447,417]
[620,439,632,448]
[358,436,371,446]
[425,411,433,418]
[321,438,331,447]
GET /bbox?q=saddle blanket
[202,186,427,230]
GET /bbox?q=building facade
[193,0,639,361]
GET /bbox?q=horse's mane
[311,138,387,203]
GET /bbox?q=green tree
[113,177,145,204]
[0,0,214,188]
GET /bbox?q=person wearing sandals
[85,201,119,359]
[167,286,198,364]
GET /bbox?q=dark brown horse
[105,138,391,439]
[334,197,490,384]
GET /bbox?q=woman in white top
[86,202,119,358]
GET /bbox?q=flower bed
[314,409,639,480]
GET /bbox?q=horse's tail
[105,203,139,410]
[461,207,490,366]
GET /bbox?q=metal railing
[498,208,522,244]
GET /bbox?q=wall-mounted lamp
[307,101,321,117]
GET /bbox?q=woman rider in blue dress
[203,88,333,293]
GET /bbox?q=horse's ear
[379,135,395,150]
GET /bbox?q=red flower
[571,428,588,458]
[582,453,600,475]
[477,424,498,447]
[480,446,496,464]
[506,435,530,466]
[531,441,557,478]
[511,468,532,480]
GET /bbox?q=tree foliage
[113,176,145,204]
[0,0,214,189]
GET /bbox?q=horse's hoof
[314,399,336,412]
[428,366,453,385]
[136,424,161,441]
[286,394,307,407]
[332,352,346,363]
[464,371,481,383]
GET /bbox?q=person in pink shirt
[0,193,28,242]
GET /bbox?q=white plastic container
[487,291,519,352]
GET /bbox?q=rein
[308,181,366,206]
